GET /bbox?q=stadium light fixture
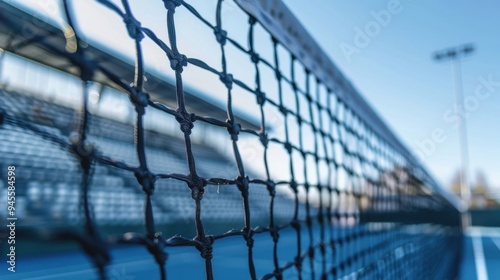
[432,43,475,222]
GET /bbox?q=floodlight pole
[433,44,474,226]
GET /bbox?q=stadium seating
[0,89,297,235]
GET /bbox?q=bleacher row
[0,88,299,233]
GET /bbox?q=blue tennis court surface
[460,227,500,280]
[1,228,313,280]
[2,226,498,279]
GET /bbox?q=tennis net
[0,0,462,279]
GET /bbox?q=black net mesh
[0,0,462,279]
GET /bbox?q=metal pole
[451,58,471,212]
[433,44,475,229]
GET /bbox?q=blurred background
[284,0,500,209]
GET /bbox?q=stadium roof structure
[0,1,261,130]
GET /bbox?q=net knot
[275,69,282,80]
[290,180,298,193]
[296,115,302,125]
[242,226,254,247]
[308,246,315,260]
[189,175,206,200]
[339,262,345,271]
[123,16,144,41]
[299,150,306,159]
[69,133,94,170]
[346,256,353,267]
[270,227,279,242]
[130,89,150,109]
[317,102,322,111]
[145,234,167,266]
[226,121,241,141]
[278,105,287,116]
[331,267,337,277]
[334,212,341,221]
[214,27,227,45]
[255,90,266,106]
[294,256,302,270]
[163,0,181,11]
[175,110,195,135]
[236,176,250,197]
[310,125,317,134]
[249,51,260,64]
[245,237,254,248]
[219,73,233,89]
[170,53,187,72]
[271,36,278,45]
[305,92,313,103]
[58,232,110,273]
[352,252,359,263]
[196,236,214,260]
[284,142,292,154]
[248,16,257,25]
[190,187,204,201]
[266,180,275,196]
[135,169,155,195]
[319,129,326,138]
[319,243,326,256]
[318,213,325,226]
[259,132,268,148]
[291,219,300,231]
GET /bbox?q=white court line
[465,227,500,238]
[471,228,489,280]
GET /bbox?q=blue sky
[284,0,500,190]
[10,0,500,193]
